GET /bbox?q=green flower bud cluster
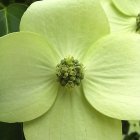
[56,56,84,88]
[136,13,140,32]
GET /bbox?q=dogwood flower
[101,0,140,33]
[1,0,140,140]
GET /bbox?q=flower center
[136,13,140,32]
[56,56,84,88]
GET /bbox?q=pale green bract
[128,121,140,134]
[100,0,139,33]
[1,0,140,140]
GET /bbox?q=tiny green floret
[136,13,140,32]
[56,56,84,88]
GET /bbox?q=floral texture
[100,0,140,33]
[1,0,140,140]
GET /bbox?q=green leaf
[0,32,59,122]
[0,3,27,36]
[23,87,122,140]
[83,33,140,120]
[0,3,4,9]
[0,122,24,140]
[20,0,110,60]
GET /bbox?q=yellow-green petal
[112,0,140,16]
[128,121,140,133]
[83,33,140,120]
[0,32,59,122]
[23,87,121,140]
[20,0,109,59]
[100,0,136,33]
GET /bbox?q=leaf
[0,3,27,36]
